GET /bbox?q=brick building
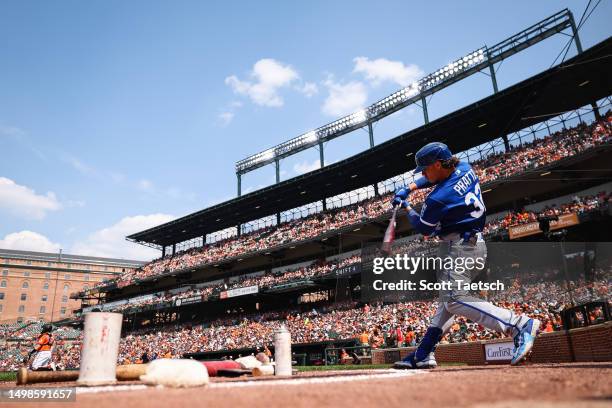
[0,248,144,323]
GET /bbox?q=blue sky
[1,1,610,260]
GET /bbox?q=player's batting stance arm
[392,181,445,236]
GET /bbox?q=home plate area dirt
[1,363,611,408]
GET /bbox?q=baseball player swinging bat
[391,142,540,369]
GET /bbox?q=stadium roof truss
[127,11,612,252]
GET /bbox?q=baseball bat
[16,364,147,385]
[16,360,244,385]
[381,207,398,255]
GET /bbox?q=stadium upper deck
[70,38,612,302]
[128,37,612,252]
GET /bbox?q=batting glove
[394,187,410,200]
[391,197,410,209]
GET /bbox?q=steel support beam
[368,122,374,148]
[275,159,280,183]
[319,141,325,167]
[502,135,510,151]
[487,49,499,94]
[568,10,583,54]
[421,96,429,124]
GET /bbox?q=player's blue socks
[413,327,443,361]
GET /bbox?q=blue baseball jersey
[408,161,486,237]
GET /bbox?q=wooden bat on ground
[381,207,398,255]
[17,360,247,385]
[17,364,147,385]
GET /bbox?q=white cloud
[353,57,424,87]
[321,78,368,117]
[296,82,319,98]
[218,112,235,126]
[72,214,176,261]
[293,159,320,175]
[225,59,299,107]
[0,231,61,253]
[0,177,62,220]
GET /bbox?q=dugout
[562,301,611,330]
[184,339,362,366]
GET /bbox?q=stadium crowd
[87,114,610,290]
[1,272,608,371]
[3,115,610,372]
[484,191,611,234]
[91,254,362,313]
[87,191,610,315]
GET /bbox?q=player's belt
[439,232,483,244]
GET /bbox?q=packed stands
[85,114,611,290]
[2,272,609,370]
[85,191,610,315]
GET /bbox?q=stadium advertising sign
[484,342,514,361]
[96,299,127,311]
[128,294,154,304]
[333,264,361,277]
[174,295,203,307]
[220,285,259,299]
[508,213,580,240]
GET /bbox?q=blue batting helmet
[414,142,452,172]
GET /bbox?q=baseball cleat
[393,351,437,369]
[511,318,540,366]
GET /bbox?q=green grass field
[297,362,466,371]
[0,371,17,382]
[297,364,393,371]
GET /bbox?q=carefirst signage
[484,342,514,361]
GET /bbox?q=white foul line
[76,384,149,394]
[76,370,423,394]
[209,370,423,389]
